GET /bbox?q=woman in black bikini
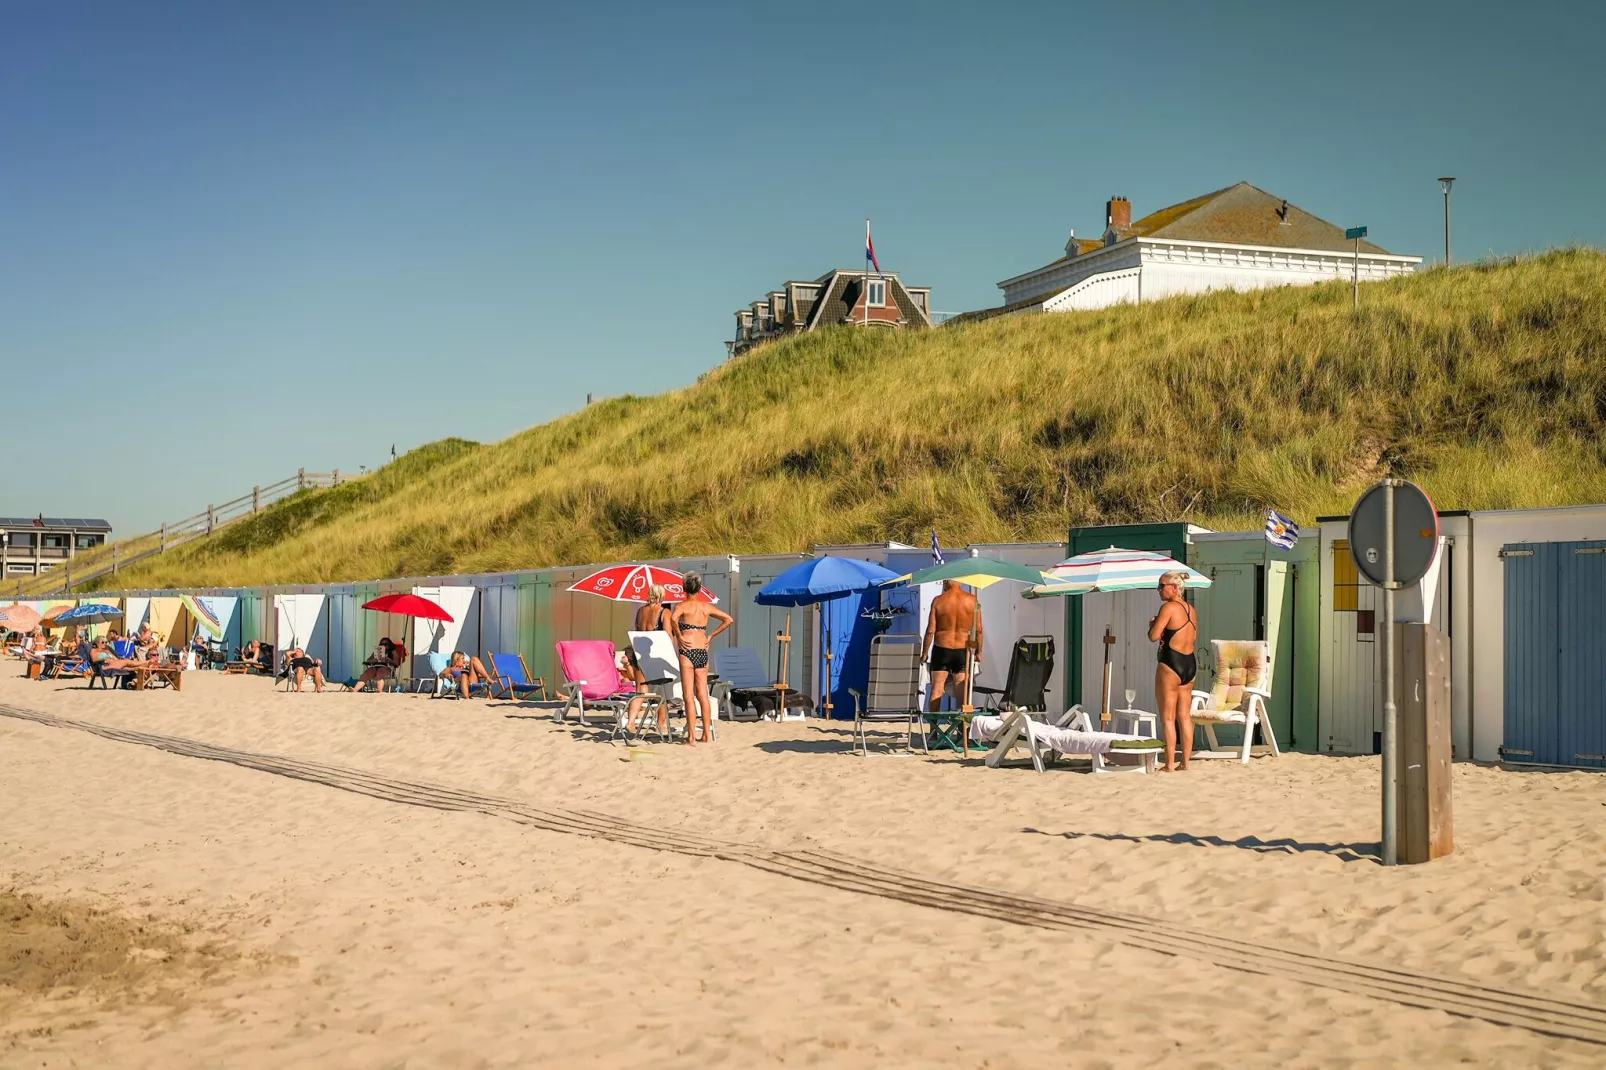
[1148,571,1197,772]
[669,572,732,746]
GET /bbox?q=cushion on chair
[1202,640,1269,718]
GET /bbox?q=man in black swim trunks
[923,580,982,711]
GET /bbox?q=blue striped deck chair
[485,651,548,701]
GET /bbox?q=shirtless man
[922,580,982,711]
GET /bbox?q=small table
[923,708,976,754]
[132,665,183,692]
[1111,707,1158,739]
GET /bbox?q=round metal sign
[1348,480,1439,587]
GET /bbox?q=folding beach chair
[50,643,92,680]
[554,640,638,726]
[485,652,548,701]
[87,653,133,690]
[416,651,449,695]
[976,709,1162,774]
[712,646,811,722]
[1188,640,1282,764]
[848,634,927,756]
[973,635,1055,713]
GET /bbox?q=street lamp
[1438,177,1455,266]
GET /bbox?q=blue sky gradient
[4,0,1603,533]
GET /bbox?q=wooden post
[207,504,215,534]
[331,468,339,484]
[253,486,261,514]
[160,523,167,552]
[112,543,119,573]
[1390,622,1454,863]
[298,467,306,490]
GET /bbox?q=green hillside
[107,249,1606,590]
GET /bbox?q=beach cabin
[1315,513,1472,758]
[1187,531,1320,751]
[1464,505,1606,769]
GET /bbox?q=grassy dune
[108,248,1606,589]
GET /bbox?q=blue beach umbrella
[756,556,900,717]
[57,603,123,626]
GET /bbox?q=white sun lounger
[972,709,1161,774]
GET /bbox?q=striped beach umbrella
[1024,548,1211,598]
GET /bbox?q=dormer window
[866,279,886,307]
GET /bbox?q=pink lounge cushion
[556,640,627,701]
[1206,640,1270,713]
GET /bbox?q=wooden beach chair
[485,652,548,701]
[848,634,926,756]
[1188,640,1282,764]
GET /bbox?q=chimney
[1106,196,1131,229]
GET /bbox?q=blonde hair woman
[1147,570,1197,772]
[624,584,674,735]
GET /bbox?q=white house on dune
[990,182,1422,316]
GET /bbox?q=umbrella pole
[773,615,791,690]
[821,606,833,721]
[1101,624,1115,726]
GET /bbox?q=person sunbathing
[444,651,491,699]
[354,638,402,691]
[286,646,327,693]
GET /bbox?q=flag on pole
[930,530,944,565]
[865,219,880,273]
[1265,509,1300,550]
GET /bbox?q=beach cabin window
[75,535,97,549]
[5,563,35,574]
[1332,539,1360,613]
[9,531,35,548]
[867,279,887,307]
[41,534,65,548]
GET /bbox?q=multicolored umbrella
[1024,547,1211,598]
[883,556,1049,591]
[56,603,123,626]
[180,594,225,639]
[568,564,718,603]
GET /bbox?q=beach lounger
[485,652,548,701]
[1188,640,1282,764]
[554,640,638,726]
[848,634,927,756]
[975,709,1161,774]
[973,635,1054,713]
[712,646,810,722]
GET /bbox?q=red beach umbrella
[360,593,454,621]
[358,593,454,674]
[567,564,718,603]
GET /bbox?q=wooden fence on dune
[7,469,345,599]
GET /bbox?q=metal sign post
[1349,478,1439,865]
[1346,226,1367,309]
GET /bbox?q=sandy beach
[2,670,1603,1068]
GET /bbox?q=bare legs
[1157,664,1194,771]
[677,656,714,745]
[928,670,950,712]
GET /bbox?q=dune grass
[106,248,1606,590]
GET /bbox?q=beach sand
[2,671,1602,1068]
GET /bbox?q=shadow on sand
[1025,827,1381,864]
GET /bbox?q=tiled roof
[1130,182,1392,255]
[0,517,112,531]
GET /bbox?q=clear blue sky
[4,0,1602,534]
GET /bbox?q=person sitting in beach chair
[443,651,493,699]
[88,638,137,689]
[284,646,327,693]
[353,638,403,692]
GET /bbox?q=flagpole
[864,218,870,328]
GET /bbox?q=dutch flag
[1265,509,1300,550]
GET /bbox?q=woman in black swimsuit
[1148,571,1197,772]
[669,572,732,746]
